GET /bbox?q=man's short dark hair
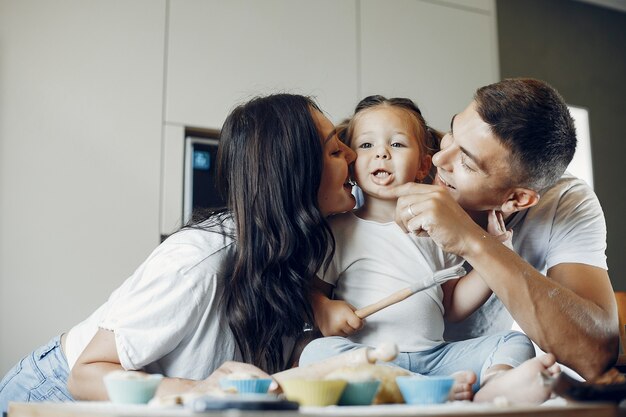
[475,78,577,191]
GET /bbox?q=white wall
[161,0,499,233]
[359,0,499,130]
[0,1,166,372]
[0,0,498,374]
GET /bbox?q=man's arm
[464,235,618,380]
[383,183,619,380]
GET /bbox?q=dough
[222,372,259,380]
[325,363,410,404]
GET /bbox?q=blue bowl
[103,372,163,404]
[219,378,273,394]
[338,380,381,406]
[396,375,454,405]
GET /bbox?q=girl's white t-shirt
[321,212,462,352]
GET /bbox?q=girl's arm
[67,328,273,400]
[311,277,363,336]
[442,210,512,322]
[441,272,492,322]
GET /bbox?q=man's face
[432,101,515,212]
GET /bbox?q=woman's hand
[190,361,278,394]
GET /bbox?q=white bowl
[103,371,163,404]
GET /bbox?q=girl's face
[313,110,357,217]
[351,107,431,199]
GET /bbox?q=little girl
[300,96,560,404]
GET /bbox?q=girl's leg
[421,330,556,404]
[474,353,559,404]
[478,330,536,379]
[298,336,368,367]
[0,335,73,414]
[299,338,477,401]
[409,331,535,391]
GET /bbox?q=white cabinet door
[166,0,358,127]
[359,0,499,130]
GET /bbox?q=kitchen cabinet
[165,0,359,127]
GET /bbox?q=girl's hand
[314,297,363,337]
[487,210,514,250]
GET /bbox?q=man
[385,78,618,380]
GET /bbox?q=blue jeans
[300,331,535,391]
[0,335,74,414]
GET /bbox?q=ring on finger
[408,204,416,217]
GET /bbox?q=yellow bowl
[280,379,347,406]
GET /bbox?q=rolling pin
[273,343,398,383]
[354,264,466,319]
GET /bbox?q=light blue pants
[300,330,535,391]
[0,335,74,414]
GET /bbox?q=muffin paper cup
[338,380,381,406]
[396,375,454,405]
[219,378,273,394]
[103,373,163,404]
[281,379,347,406]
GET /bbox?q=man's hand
[378,183,486,257]
[313,296,363,337]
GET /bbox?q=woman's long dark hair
[210,94,333,373]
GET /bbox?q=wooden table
[6,399,622,417]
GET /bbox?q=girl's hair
[196,94,333,373]
[346,95,442,181]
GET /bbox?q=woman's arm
[67,328,273,400]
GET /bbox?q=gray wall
[496,0,626,290]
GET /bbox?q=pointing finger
[377,182,435,199]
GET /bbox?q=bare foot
[474,354,560,404]
[450,370,477,401]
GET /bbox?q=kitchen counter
[6,399,621,417]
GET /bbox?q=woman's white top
[64,222,240,379]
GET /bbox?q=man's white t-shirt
[64,221,242,379]
[444,173,608,341]
[321,212,462,352]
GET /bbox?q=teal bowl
[338,380,381,406]
[103,372,163,404]
[396,375,454,405]
[219,378,273,394]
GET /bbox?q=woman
[0,94,357,409]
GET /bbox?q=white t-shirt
[321,212,462,352]
[65,220,241,379]
[444,173,608,341]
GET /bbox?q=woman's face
[313,109,357,217]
